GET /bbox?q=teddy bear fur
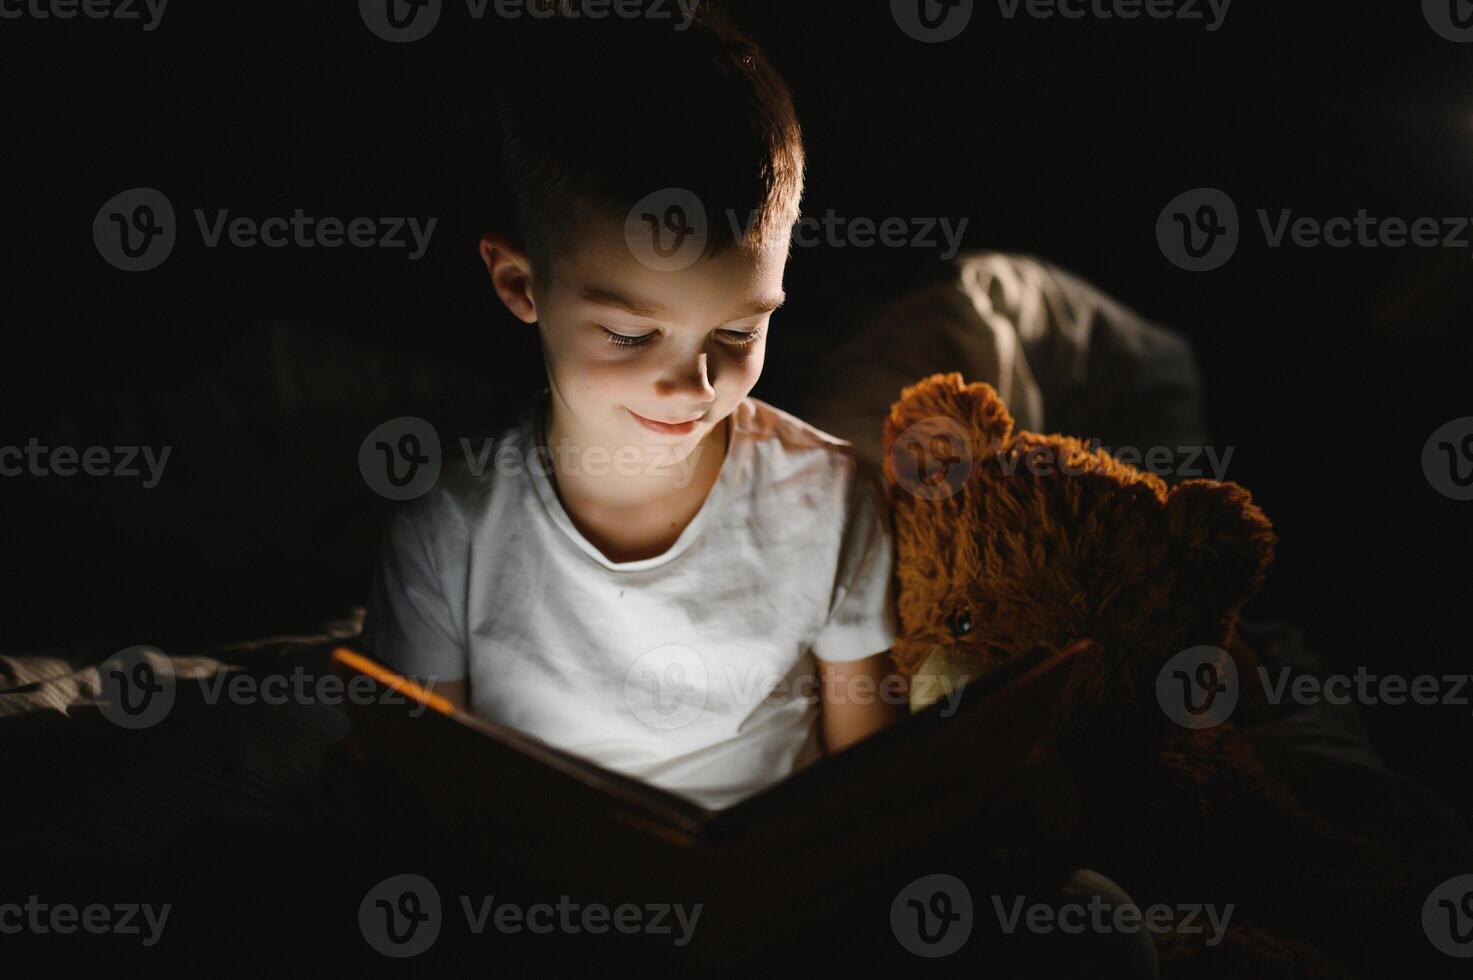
[879,372,1469,978]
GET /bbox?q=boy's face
[489,211,789,462]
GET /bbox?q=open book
[328,641,1085,969]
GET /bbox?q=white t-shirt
[363,390,898,810]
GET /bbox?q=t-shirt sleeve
[362,499,467,684]
[811,459,900,663]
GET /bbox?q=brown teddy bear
[880,372,1466,978]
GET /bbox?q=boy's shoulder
[739,395,856,456]
[385,406,530,536]
[738,395,885,495]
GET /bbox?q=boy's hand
[817,651,908,754]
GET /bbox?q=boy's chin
[622,411,719,463]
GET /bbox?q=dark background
[3,1,1470,813]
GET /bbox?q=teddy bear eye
[947,608,973,639]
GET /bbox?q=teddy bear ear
[882,372,1015,467]
[1164,480,1279,609]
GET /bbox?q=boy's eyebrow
[579,284,786,320]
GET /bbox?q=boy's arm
[817,650,907,754]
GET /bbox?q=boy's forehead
[577,283,786,321]
[553,211,789,318]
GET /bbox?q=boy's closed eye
[582,283,782,351]
[599,324,767,350]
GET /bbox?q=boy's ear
[479,231,538,324]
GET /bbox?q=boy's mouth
[629,409,705,436]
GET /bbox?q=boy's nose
[654,351,717,402]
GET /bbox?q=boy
[363,10,905,811]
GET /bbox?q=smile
[630,409,705,435]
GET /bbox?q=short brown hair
[494,4,805,281]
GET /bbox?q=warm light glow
[331,647,456,717]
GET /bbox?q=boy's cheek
[713,341,765,393]
[547,352,637,401]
